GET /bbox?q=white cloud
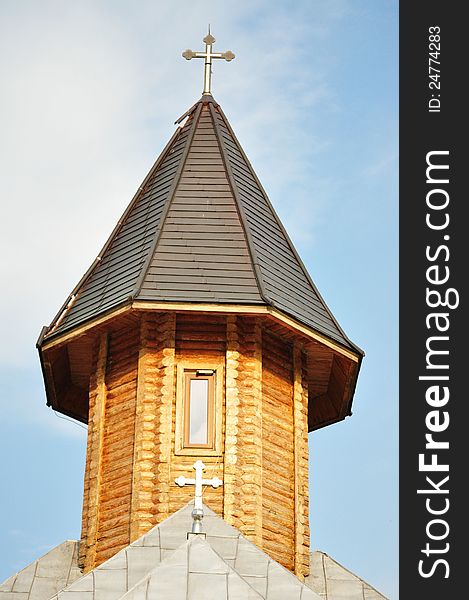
[0,0,350,367]
[0,3,397,596]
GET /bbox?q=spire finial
[182,30,235,95]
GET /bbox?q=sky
[0,1,398,598]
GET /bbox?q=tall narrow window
[183,370,215,449]
[175,363,222,456]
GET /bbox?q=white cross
[175,460,223,511]
[182,29,235,95]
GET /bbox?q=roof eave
[40,299,362,367]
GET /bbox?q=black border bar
[400,3,465,597]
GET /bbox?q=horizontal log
[261,483,294,506]
[98,494,132,515]
[101,447,133,481]
[262,442,294,467]
[96,530,130,552]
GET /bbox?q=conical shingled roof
[45,95,357,353]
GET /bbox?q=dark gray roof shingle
[44,95,359,354]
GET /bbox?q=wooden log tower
[37,57,363,580]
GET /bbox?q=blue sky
[0,1,398,598]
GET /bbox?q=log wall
[294,343,311,578]
[225,316,263,545]
[79,333,107,570]
[95,324,139,565]
[79,324,140,571]
[169,313,226,515]
[261,329,295,570]
[79,311,310,577]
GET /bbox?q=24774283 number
[428,26,441,91]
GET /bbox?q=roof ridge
[43,125,183,338]
[3,504,329,600]
[208,102,272,306]
[216,104,363,356]
[314,551,388,598]
[119,536,266,600]
[40,95,362,358]
[175,94,218,124]
[130,102,203,300]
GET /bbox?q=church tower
[37,33,363,581]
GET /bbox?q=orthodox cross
[175,460,223,533]
[182,29,235,95]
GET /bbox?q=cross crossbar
[182,30,235,95]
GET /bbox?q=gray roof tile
[1,506,387,600]
[0,540,80,599]
[121,538,263,600]
[42,503,323,600]
[305,552,388,600]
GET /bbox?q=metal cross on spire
[175,460,223,533]
[182,28,235,95]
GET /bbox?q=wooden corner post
[293,341,311,579]
[79,332,108,572]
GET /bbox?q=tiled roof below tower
[1,503,388,600]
